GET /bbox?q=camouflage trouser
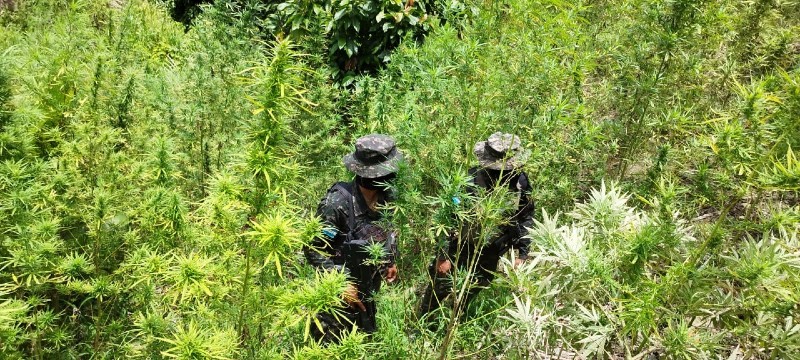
[311,272,380,343]
[417,249,502,318]
[310,298,378,343]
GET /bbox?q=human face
[356,173,397,191]
[484,168,518,187]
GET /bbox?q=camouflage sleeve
[433,191,463,261]
[438,172,476,261]
[436,231,454,260]
[513,172,535,260]
[304,189,349,273]
[386,231,398,266]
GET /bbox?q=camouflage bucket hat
[473,132,531,170]
[343,134,404,178]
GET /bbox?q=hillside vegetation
[1,0,799,358]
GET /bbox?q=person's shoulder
[516,171,531,191]
[467,167,485,188]
[322,181,353,205]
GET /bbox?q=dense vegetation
[1,0,799,358]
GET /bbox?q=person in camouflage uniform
[304,134,403,342]
[418,132,535,320]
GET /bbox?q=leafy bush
[1,0,799,358]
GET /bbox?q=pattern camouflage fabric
[418,167,535,318]
[303,181,395,339]
[343,134,404,178]
[304,181,384,273]
[473,132,531,170]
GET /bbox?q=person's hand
[343,284,366,312]
[384,265,398,283]
[514,257,525,269]
[436,259,451,275]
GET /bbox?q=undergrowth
[1,0,798,358]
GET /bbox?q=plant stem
[238,237,252,337]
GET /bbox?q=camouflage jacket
[304,181,395,274]
[439,167,535,260]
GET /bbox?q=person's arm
[383,230,398,283]
[304,186,368,310]
[434,192,468,275]
[427,234,452,278]
[436,191,467,262]
[437,168,482,268]
[433,230,452,260]
[513,172,535,260]
[304,190,348,273]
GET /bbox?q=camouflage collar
[351,181,382,219]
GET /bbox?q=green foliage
[208,0,477,82]
[263,0,437,78]
[493,181,796,358]
[275,270,348,340]
[158,321,237,360]
[246,211,314,278]
[1,0,799,358]
[322,0,434,78]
